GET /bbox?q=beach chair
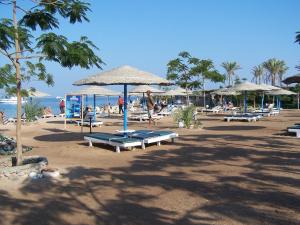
[126,130,178,149]
[224,113,261,122]
[84,133,142,153]
[287,125,300,138]
[77,120,103,127]
[201,106,222,113]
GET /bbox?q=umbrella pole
[261,92,264,112]
[123,84,128,133]
[143,92,145,110]
[93,94,96,121]
[297,92,300,110]
[244,91,247,113]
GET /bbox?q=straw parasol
[266,89,296,96]
[282,74,300,85]
[69,86,120,96]
[211,87,240,96]
[28,89,51,98]
[74,65,170,86]
[129,85,164,94]
[157,87,192,96]
[69,86,121,119]
[231,81,272,113]
[266,88,297,110]
[73,65,171,132]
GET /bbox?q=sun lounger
[202,106,222,113]
[84,133,142,153]
[129,113,163,122]
[125,130,178,149]
[77,120,103,127]
[224,113,262,122]
[287,125,300,138]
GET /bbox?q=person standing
[59,99,65,114]
[146,90,155,126]
[118,96,124,114]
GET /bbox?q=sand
[0,110,300,225]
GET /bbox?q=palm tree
[262,58,288,86]
[221,61,241,86]
[251,65,264,84]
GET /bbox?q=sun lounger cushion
[86,133,141,144]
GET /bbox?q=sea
[0,96,120,118]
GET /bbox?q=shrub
[23,101,43,122]
[173,106,196,128]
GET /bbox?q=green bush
[23,101,43,122]
[173,106,196,128]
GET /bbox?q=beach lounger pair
[77,120,103,127]
[201,106,222,113]
[84,130,178,153]
[287,124,300,138]
[129,113,163,122]
[224,113,262,122]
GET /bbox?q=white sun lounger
[77,120,103,127]
[127,130,178,149]
[84,133,142,153]
[224,114,261,122]
[287,126,300,138]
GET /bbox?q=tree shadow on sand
[1,130,300,224]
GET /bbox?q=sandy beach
[0,110,300,225]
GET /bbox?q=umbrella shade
[157,87,192,96]
[258,83,280,91]
[129,85,165,94]
[231,81,272,91]
[69,86,121,96]
[73,65,171,134]
[282,74,300,85]
[28,90,50,98]
[73,65,171,86]
[266,89,297,96]
[211,87,241,96]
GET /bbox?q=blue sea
[0,96,119,118]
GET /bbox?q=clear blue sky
[0,0,299,95]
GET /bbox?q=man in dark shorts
[146,90,155,127]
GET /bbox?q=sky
[0,0,299,96]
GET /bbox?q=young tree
[0,0,104,165]
[190,58,224,107]
[251,65,264,84]
[166,51,199,105]
[221,61,241,86]
[263,58,288,86]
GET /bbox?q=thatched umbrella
[129,85,165,110]
[211,87,240,109]
[69,86,121,119]
[129,85,164,94]
[282,74,300,85]
[70,86,120,96]
[282,74,300,110]
[211,87,240,96]
[73,65,171,132]
[255,84,280,111]
[231,81,272,112]
[266,89,297,110]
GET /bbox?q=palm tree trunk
[13,0,23,166]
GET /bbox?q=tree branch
[0,49,15,64]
